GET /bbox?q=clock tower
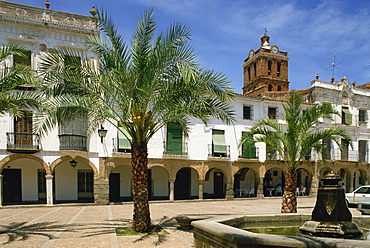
[242,33,289,98]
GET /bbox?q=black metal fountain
[300,171,362,237]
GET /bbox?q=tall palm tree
[241,91,351,213]
[38,8,234,232]
[0,43,40,116]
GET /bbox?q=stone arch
[263,166,285,197]
[233,167,258,197]
[0,154,49,174]
[204,167,226,199]
[50,156,98,179]
[148,163,170,178]
[148,165,169,200]
[174,167,199,200]
[297,168,311,195]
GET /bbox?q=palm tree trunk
[281,169,297,213]
[131,141,151,232]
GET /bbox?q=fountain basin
[192,214,370,248]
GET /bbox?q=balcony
[112,138,131,154]
[163,141,188,157]
[321,149,359,162]
[6,132,41,153]
[266,150,281,160]
[359,149,368,163]
[59,134,87,151]
[208,144,230,158]
[239,147,259,159]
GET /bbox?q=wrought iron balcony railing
[6,132,40,153]
[58,134,87,151]
[208,144,230,158]
[163,141,188,157]
[239,147,259,159]
[112,138,131,154]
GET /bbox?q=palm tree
[38,8,234,232]
[0,43,40,116]
[241,91,351,213]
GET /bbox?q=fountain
[299,171,362,237]
[191,171,370,247]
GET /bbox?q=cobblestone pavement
[0,197,363,247]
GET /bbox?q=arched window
[277,62,281,77]
[248,67,251,81]
[268,84,273,91]
[268,61,272,76]
[277,86,282,91]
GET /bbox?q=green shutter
[343,108,352,125]
[166,124,183,155]
[241,132,257,158]
[212,130,227,154]
[118,127,131,150]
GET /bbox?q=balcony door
[14,111,33,148]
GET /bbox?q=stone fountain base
[192,214,370,248]
[300,220,362,237]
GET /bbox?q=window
[277,62,281,77]
[212,129,227,157]
[322,139,332,160]
[14,49,31,67]
[342,107,352,125]
[241,131,257,158]
[14,110,33,147]
[166,123,183,155]
[243,105,253,120]
[58,115,88,151]
[78,170,94,200]
[341,139,349,161]
[359,109,367,122]
[359,140,368,163]
[268,61,272,76]
[268,84,273,91]
[268,107,277,119]
[118,126,131,153]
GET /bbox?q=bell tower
[242,33,289,98]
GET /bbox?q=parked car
[357,200,370,215]
[345,185,370,205]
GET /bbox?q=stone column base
[94,179,109,205]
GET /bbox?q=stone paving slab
[0,197,364,247]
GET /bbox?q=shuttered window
[212,130,227,154]
[241,132,257,158]
[166,123,183,155]
[342,107,352,125]
[118,127,131,151]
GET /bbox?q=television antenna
[327,53,342,78]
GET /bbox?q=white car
[345,185,370,205]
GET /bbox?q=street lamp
[98,125,107,142]
[69,159,77,168]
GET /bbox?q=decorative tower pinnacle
[45,0,50,9]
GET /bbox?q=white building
[0,1,369,206]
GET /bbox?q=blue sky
[8,0,370,93]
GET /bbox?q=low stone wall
[192,214,370,248]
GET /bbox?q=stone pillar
[225,178,234,200]
[169,181,175,201]
[309,163,320,197]
[349,175,354,193]
[0,175,3,207]
[45,175,54,206]
[257,178,264,198]
[198,180,204,200]
[94,179,109,205]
